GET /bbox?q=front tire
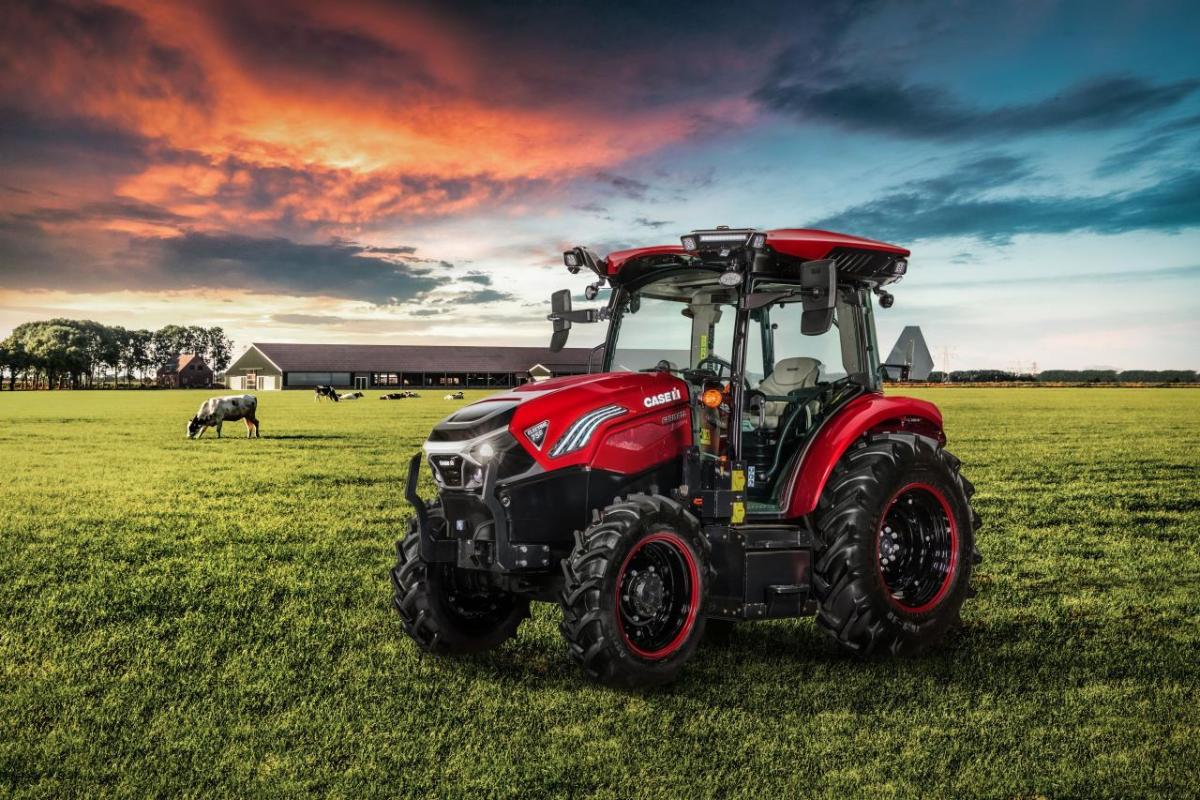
[559,494,709,689]
[391,509,529,654]
[812,432,981,656]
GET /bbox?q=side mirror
[547,289,602,352]
[549,289,572,352]
[800,259,836,336]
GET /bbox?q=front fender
[781,393,944,518]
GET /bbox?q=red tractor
[393,228,981,688]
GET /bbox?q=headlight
[425,430,536,490]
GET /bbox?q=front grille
[429,454,464,487]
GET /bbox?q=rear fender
[780,393,944,518]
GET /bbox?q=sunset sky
[1,0,1198,370]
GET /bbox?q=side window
[746,282,863,385]
[767,303,848,382]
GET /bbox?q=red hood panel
[481,371,691,471]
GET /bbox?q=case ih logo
[523,420,549,450]
[643,388,682,408]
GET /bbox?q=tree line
[922,369,1198,384]
[0,320,233,390]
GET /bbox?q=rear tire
[559,494,709,689]
[812,432,981,656]
[391,508,529,654]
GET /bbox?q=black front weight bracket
[404,452,454,562]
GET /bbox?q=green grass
[1,388,1198,798]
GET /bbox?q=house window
[372,372,401,386]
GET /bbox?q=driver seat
[757,357,821,428]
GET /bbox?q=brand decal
[660,410,687,425]
[643,387,682,408]
[524,420,549,450]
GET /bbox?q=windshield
[607,269,737,372]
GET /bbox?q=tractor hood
[428,371,691,472]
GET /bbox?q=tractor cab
[550,227,906,519]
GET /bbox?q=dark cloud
[812,166,1200,244]
[456,288,514,304]
[756,73,1199,141]
[210,3,439,99]
[595,172,649,200]
[0,223,441,304]
[13,199,187,225]
[142,232,438,303]
[0,0,210,109]
[1095,113,1200,177]
[0,107,155,175]
[634,217,673,229]
[460,272,492,286]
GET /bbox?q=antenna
[940,346,956,374]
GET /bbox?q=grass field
[1,388,1198,798]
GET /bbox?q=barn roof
[247,343,594,373]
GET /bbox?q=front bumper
[404,451,551,572]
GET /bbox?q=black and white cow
[187,394,260,439]
[314,385,339,403]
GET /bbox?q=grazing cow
[444,391,465,400]
[187,394,260,439]
[339,391,364,400]
[314,385,339,403]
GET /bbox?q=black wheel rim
[876,484,958,613]
[615,532,699,659]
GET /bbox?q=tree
[203,327,234,373]
[124,329,153,385]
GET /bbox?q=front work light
[681,227,766,256]
[563,250,581,273]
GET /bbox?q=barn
[157,353,214,389]
[224,343,594,391]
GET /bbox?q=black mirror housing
[800,259,837,336]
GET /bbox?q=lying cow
[339,391,364,400]
[314,385,339,403]
[187,394,260,439]
[444,391,465,400]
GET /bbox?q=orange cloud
[2,0,751,238]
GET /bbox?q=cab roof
[604,228,909,275]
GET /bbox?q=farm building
[225,343,594,391]
[157,353,213,388]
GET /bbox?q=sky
[1,0,1198,371]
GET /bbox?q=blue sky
[1,0,1197,369]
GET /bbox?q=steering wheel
[694,354,733,379]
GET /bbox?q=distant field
[1,388,1198,798]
